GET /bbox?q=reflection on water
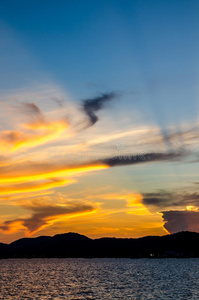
[0,258,198,299]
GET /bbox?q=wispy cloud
[0,161,108,184]
[0,100,71,152]
[0,161,108,198]
[0,178,76,195]
[19,102,45,123]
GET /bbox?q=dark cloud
[142,191,199,210]
[82,92,116,126]
[143,191,174,208]
[102,151,186,167]
[0,203,95,233]
[161,210,199,233]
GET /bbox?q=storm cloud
[161,210,199,233]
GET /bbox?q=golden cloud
[0,202,96,234]
[0,178,76,195]
[0,119,70,152]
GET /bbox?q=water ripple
[0,258,198,299]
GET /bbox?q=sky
[0,0,199,243]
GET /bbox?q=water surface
[0,258,198,299]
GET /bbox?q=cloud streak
[0,178,76,195]
[0,162,108,184]
[0,162,108,198]
[101,151,187,167]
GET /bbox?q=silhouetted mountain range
[0,231,199,258]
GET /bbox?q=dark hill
[53,232,91,241]
[0,231,199,258]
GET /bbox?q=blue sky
[1,0,199,129]
[0,0,199,242]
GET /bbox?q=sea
[0,258,198,299]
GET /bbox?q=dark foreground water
[0,258,199,299]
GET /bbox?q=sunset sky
[0,0,199,243]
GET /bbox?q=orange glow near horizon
[0,188,166,240]
[186,205,199,212]
[0,97,169,243]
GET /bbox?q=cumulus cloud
[161,210,199,233]
[82,92,116,126]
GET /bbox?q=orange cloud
[0,160,108,199]
[0,202,96,234]
[0,178,76,195]
[0,119,70,152]
[125,193,143,206]
[0,101,74,154]
[0,162,108,184]
[0,190,54,204]
[90,192,149,215]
